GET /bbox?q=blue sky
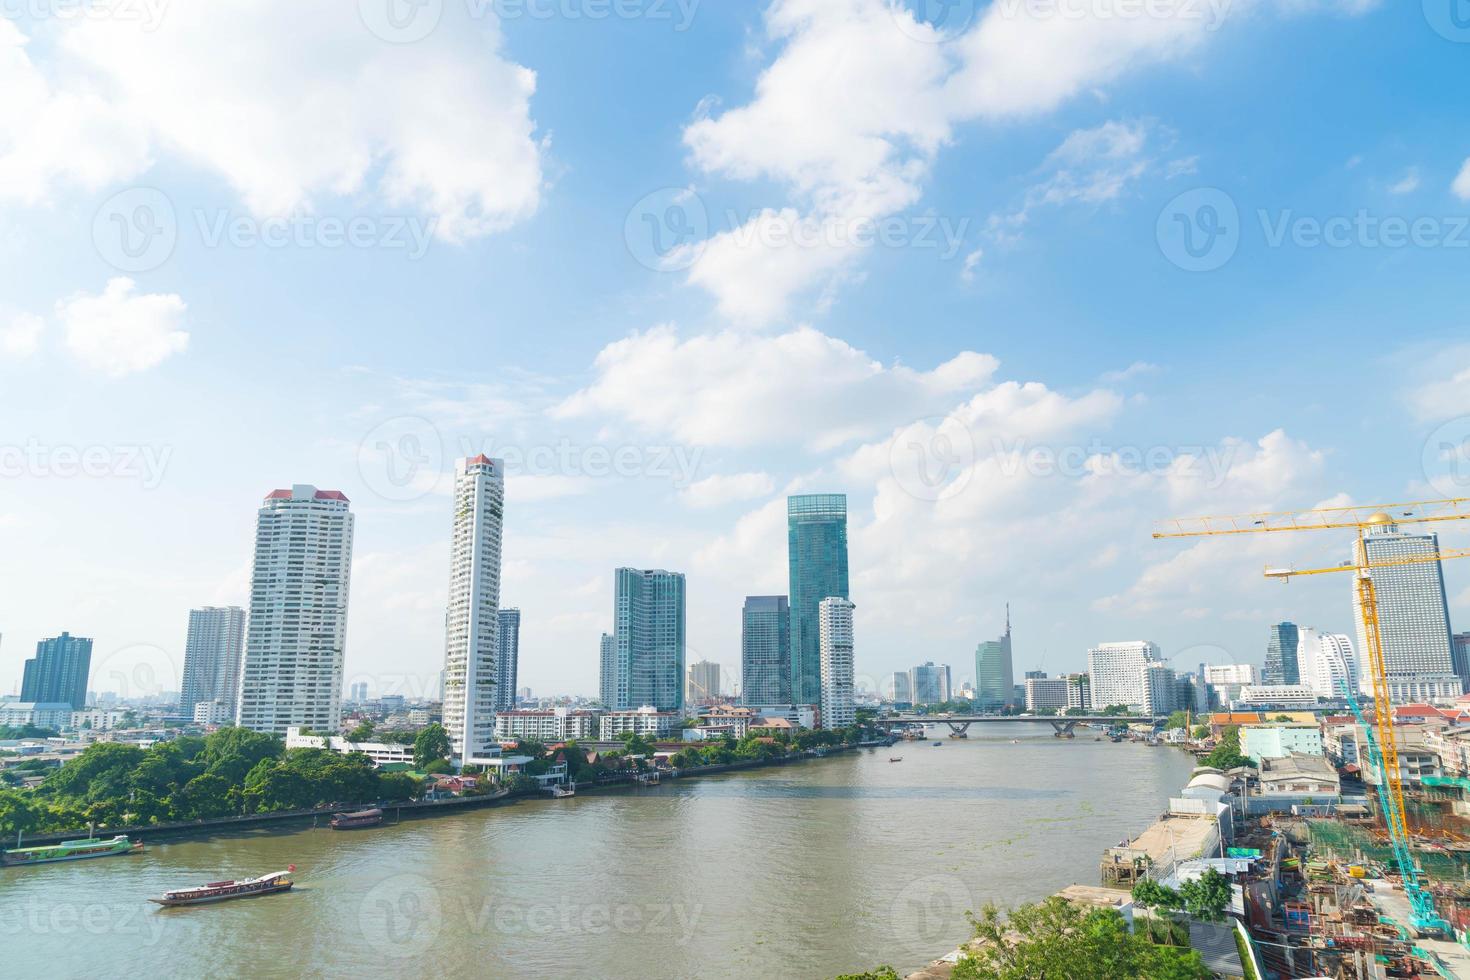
[2,0,1469,701]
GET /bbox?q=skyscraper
[741,595,790,705]
[890,671,912,704]
[180,606,245,719]
[1086,641,1163,712]
[20,632,92,709]
[1454,633,1470,693]
[1296,627,1357,699]
[686,660,721,704]
[818,597,855,729]
[598,632,616,706]
[1352,515,1461,701]
[974,606,1015,709]
[495,608,521,712]
[611,568,686,711]
[1263,622,1300,685]
[236,486,354,735]
[787,494,849,705]
[910,662,950,705]
[441,456,505,766]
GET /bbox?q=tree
[1202,726,1255,770]
[413,724,452,770]
[0,790,41,836]
[1191,724,1209,740]
[1178,870,1231,922]
[345,720,376,742]
[1100,704,1134,716]
[1165,711,1190,731]
[1131,880,1182,914]
[835,969,899,980]
[953,897,1209,980]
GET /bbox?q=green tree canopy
[413,724,452,770]
[953,897,1209,980]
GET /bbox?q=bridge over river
[874,714,1161,738]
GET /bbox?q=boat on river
[329,808,383,830]
[1,835,143,866]
[888,756,902,763]
[150,867,295,907]
[550,783,576,798]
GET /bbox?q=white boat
[150,867,295,907]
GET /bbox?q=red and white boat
[149,866,295,907]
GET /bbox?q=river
[1,725,1195,979]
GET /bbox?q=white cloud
[681,472,777,509]
[57,277,188,377]
[5,4,543,240]
[0,19,151,204]
[1454,159,1470,202]
[0,313,43,357]
[1388,168,1420,195]
[1100,361,1160,383]
[679,0,1379,320]
[961,247,983,281]
[555,323,999,450]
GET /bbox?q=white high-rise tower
[236,486,354,734]
[181,606,245,719]
[818,597,855,729]
[442,456,505,766]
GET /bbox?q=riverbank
[9,739,887,847]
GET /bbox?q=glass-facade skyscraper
[1263,622,1300,686]
[611,568,686,711]
[974,607,1015,709]
[787,494,849,706]
[495,607,521,712]
[181,606,245,719]
[741,595,790,705]
[20,632,93,709]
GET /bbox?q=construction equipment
[1154,498,1470,935]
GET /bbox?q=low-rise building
[1235,685,1317,708]
[1258,753,1341,797]
[494,708,603,742]
[192,700,232,725]
[598,706,679,741]
[70,708,129,732]
[0,702,73,731]
[285,726,417,768]
[742,703,818,730]
[1240,724,1324,764]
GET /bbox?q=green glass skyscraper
[787,494,849,705]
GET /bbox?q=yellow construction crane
[1153,499,1470,933]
